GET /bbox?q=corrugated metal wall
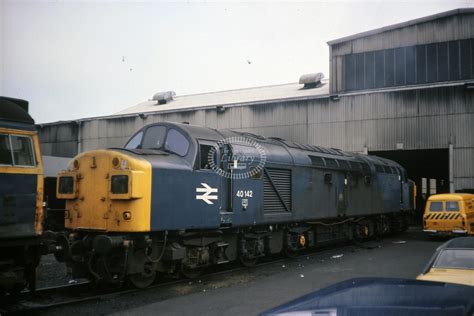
[38,122,78,157]
[329,12,474,93]
[38,84,474,191]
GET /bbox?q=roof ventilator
[152,91,176,105]
[299,73,324,89]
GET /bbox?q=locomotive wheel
[239,255,258,267]
[128,271,156,289]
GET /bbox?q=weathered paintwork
[0,128,44,237]
[60,122,414,233]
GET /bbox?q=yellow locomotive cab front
[57,150,152,232]
[423,194,474,236]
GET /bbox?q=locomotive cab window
[142,125,167,150]
[125,131,143,149]
[165,129,189,156]
[200,144,215,169]
[0,134,35,167]
[0,134,13,165]
[11,135,35,166]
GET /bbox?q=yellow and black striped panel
[425,213,462,220]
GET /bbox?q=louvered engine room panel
[263,168,292,213]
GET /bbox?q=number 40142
[236,190,253,198]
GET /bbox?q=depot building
[39,8,474,212]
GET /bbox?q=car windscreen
[445,201,460,211]
[429,201,443,211]
[433,249,474,270]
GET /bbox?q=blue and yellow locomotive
[0,97,45,292]
[57,122,415,288]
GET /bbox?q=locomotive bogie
[60,212,409,288]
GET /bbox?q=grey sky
[1,0,473,123]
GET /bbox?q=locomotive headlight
[57,172,77,199]
[109,170,145,199]
[59,176,74,194]
[111,175,129,194]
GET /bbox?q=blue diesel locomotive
[57,122,415,288]
[0,97,45,293]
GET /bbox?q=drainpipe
[449,142,454,193]
[77,121,82,155]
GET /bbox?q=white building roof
[115,80,330,115]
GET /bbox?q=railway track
[0,239,382,315]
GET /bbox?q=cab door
[226,142,263,226]
[219,143,233,214]
[195,140,232,227]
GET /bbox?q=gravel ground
[33,229,443,316]
[36,254,70,289]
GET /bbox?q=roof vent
[152,91,176,105]
[299,73,324,89]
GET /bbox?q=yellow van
[423,194,474,236]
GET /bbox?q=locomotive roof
[0,96,35,129]
[147,122,404,171]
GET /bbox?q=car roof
[260,277,474,315]
[428,193,474,201]
[438,237,474,250]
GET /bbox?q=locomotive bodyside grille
[263,168,292,213]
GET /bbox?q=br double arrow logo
[196,183,218,205]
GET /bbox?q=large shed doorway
[369,149,449,220]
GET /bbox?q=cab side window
[0,134,12,165]
[200,144,214,169]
